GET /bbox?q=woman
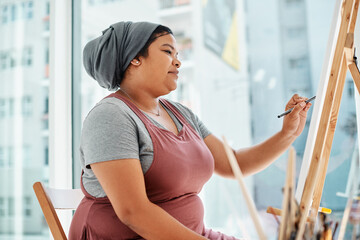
[69,21,312,240]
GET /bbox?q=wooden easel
[295,0,360,239]
[225,1,360,238]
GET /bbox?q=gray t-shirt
[81,96,211,197]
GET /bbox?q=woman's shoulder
[83,96,137,127]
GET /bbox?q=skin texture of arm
[205,94,312,178]
[91,159,207,240]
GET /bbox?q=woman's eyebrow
[161,43,175,50]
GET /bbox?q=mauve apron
[69,92,239,240]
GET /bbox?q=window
[22,47,33,66]
[288,56,308,69]
[44,141,48,165]
[1,5,8,24]
[1,2,34,24]
[22,1,33,20]
[45,46,49,65]
[44,95,49,114]
[0,52,8,70]
[10,4,17,21]
[22,96,32,117]
[23,196,31,217]
[348,79,354,98]
[45,1,50,15]
[8,197,14,216]
[0,198,5,216]
[42,116,48,130]
[0,98,5,117]
[10,51,16,68]
[8,98,14,116]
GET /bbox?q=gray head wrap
[83,21,160,91]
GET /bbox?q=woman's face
[139,33,181,96]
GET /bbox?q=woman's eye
[164,50,172,54]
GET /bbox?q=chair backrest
[33,182,84,240]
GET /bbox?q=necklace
[119,88,160,116]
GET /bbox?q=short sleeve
[80,101,140,168]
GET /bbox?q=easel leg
[278,147,296,240]
[310,53,349,220]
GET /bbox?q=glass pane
[0,0,50,239]
[73,0,358,238]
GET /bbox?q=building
[0,0,50,237]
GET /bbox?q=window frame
[48,0,73,233]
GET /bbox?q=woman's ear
[131,59,141,66]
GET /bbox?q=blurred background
[0,0,359,239]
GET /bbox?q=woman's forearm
[119,201,207,240]
[235,130,296,176]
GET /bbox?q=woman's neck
[117,87,161,116]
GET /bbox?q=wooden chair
[33,182,84,240]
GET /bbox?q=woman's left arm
[204,94,312,178]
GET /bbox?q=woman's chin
[168,82,178,92]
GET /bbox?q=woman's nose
[174,58,181,68]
